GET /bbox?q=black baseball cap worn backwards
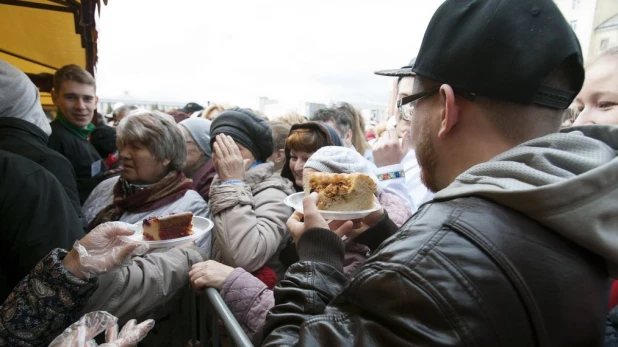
[374,58,417,77]
[412,0,584,109]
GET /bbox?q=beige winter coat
[209,161,295,279]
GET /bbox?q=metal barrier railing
[184,287,253,347]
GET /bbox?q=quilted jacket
[210,162,295,279]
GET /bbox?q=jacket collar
[0,117,49,144]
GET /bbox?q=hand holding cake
[287,192,355,243]
[287,172,385,242]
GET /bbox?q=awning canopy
[0,0,104,106]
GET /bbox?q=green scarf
[55,109,96,140]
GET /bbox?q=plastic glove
[65,221,149,279]
[49,311,118,346]
[100,318,155,347]
[48,311,155,347]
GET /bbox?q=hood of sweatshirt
[435,125,618,276]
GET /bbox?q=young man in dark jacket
[48,64,103,204]
[264,0,617,346]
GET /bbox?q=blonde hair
[269,121,291,152]
[334,102,371,154]
[374,121,387,138]
[600,45,618,57]
[276,112,307,127]
[585,45,618,68]
[202,104,226,120]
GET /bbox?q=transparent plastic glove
[49,311,118,346]
[100,318,155,347]
[48,311,155,347]
[71,221,149,279]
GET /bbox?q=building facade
[554,0,618,61]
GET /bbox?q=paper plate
[284,192,381,220]
[124,216,214,249]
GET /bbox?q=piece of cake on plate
[304,172,376,211]
[142,212,194,241]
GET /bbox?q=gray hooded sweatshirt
[434,125,618,277]
[0,60,51,136]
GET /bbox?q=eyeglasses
[397,87,440,122]
[397,87,477,121]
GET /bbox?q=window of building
[572,0,580,10]
[601,39,610,52]
[569,20,578,31]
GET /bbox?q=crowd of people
[1,0,618,345]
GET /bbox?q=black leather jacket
[262,197,609,346]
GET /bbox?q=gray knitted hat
[179,117,212,158]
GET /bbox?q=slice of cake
[142,212,194,241]
[304,172,376,211]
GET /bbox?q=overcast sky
[95,0,444,109]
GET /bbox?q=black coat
[0,118,86,229]
[48,120,103,204]
[0,150,85,302]
[263,197,609,346]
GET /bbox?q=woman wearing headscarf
[204,108,295,279]
[177,117,217,204]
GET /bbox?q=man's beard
[413,117,440,193]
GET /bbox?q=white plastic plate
[124,216,214,249]
[284,192,381,220]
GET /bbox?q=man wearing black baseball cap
[263,0,618,345]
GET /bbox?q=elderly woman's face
[118,141,169,184]
[235,142,257,164]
